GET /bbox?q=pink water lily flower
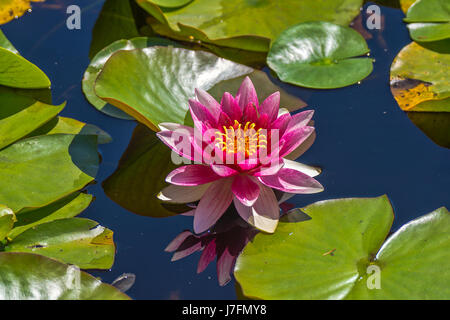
[157,77,323,234]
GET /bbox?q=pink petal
[211,164,239,177]
[157,125,199,161]
[189,99,217,133]
[242,102,259,124]
[270,112,291,138]
[165,231,193,252]
[195,88,221,121]
[217,247,234,286]
[236,76,258,110]
[279,126,315,157]
[232,175,260,207]
[285,131,316,160]
[259,92,280,122]
[258,168,324,194]
[197,239,216,274]
[220,92,242,121]
[251,160,284,177]
[233,184,279,233]
[194,178,234,234]
[166,165,221,186]
[158,183,211,203]
[284,110,314,136]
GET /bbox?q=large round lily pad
[267,22,373,89]
[0,252,130,300]
[0,134,99,212]
[0,205,15,241]
[138,0,363,52]
[235,196,450,299]
[84,37,179,120]
[94,47,252,130]
[0,0,44,25]
[404,0,450,42]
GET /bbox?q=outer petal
[283,159,321,177]
[250,160,284,177]
[211,164,239,177]
[194,178,234,234]
[284,110,314,135]
[279,126,315,157]
[165,231,193,252]
[285,131,316,160]
[259,92,280,122]
[157,125,199,161]
[232,175,260,207]
[258,168,324,194]
[270,112,291,138]
[236,76,258,110]
[157,183,211,203]
[233,183,279,233]
[189,99,217,133]
[195,88,221,121]
[166,165,221,186]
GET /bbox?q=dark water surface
[2,0,449,299]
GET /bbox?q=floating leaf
[95,47,252,130]
[28,116,112,144]
[400,0,416,13]
[149,0,192,8]
[0,86,65,149]
[345,207,450,299]
[0,134,99,212]
[84,37,179,120]
[88,0,141,59]
[235,196,393,299]
[407,111,450,148]
[0,0,44,25]
[103,123,188,218]
[0,252,130,300]
[0,205,15,241]
[404,0,450,42]
[0,47,50,88]
[138,0,363,52]
[390,41,449,112]
[4,218,115,269]
[0,29,18,53]
[8,192,93,239]
[267,22,373,89]
[235,197,450,299]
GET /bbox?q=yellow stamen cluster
[215,120,267,156]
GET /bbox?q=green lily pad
[0,134,99,212]
[138,0,363,52]
[405,0,450,42]
[0,47,50,89]
[103,123,188,218]
[345,207,450,299]
[235,196,394,299]
[28,116,112,144]
[267,22,373,89]
[4,218,115,269]
[235,197,450,299]
[390,41,449,112]
[95,46,252,130]
[0,205,15,241]
[0,29,18,54]
[150,0,192,8]
[400,0,416,13]
[0,252,130,300]
[0,86,65,149]
[84,37,179,120]
[8,192,93,240]
[88,0,141,59]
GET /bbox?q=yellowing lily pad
[390,41,449,112]
[0,0,44,25]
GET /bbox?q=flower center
[214,120,267,156]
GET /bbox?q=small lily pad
[267,22,373,89]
